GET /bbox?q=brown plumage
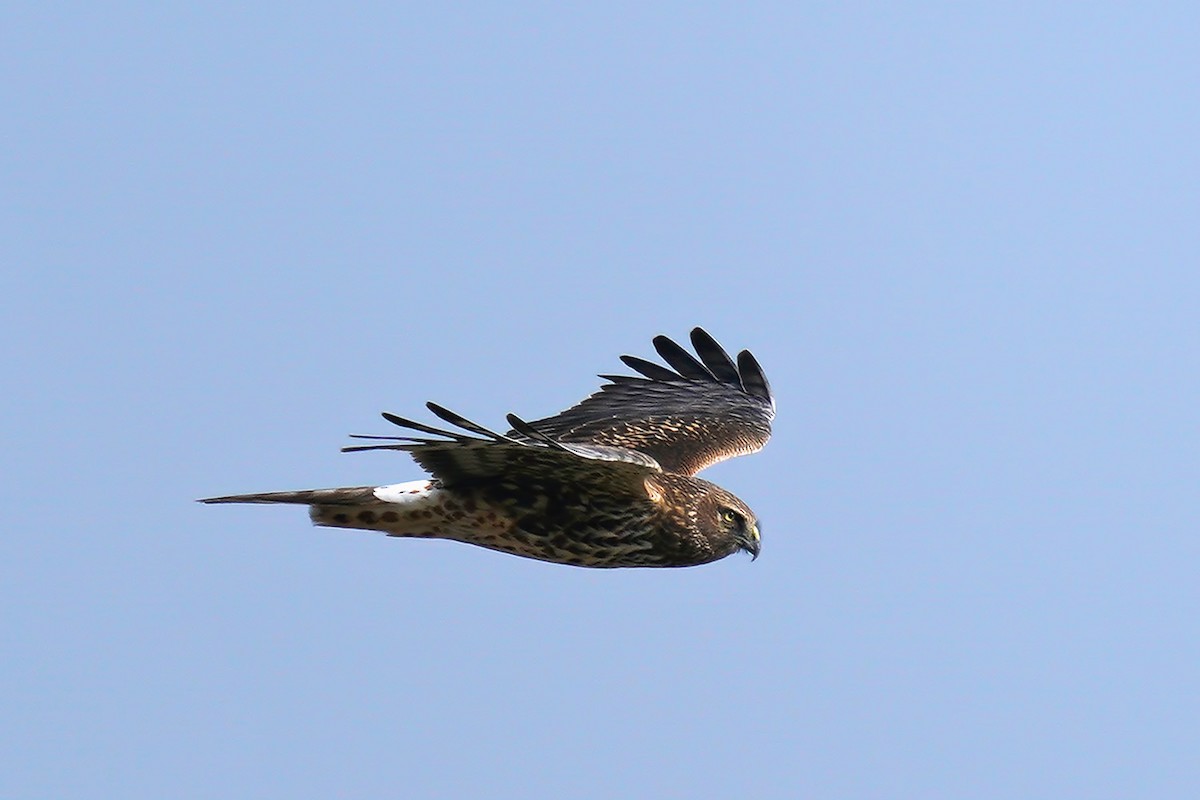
[201,328,775,568]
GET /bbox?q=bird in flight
[201,328,774,568]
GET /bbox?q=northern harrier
[201,328,774,568]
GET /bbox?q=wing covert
[345,402,660,491]
[519,328,774,475]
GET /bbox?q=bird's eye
[720,508,741,526]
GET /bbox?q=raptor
[201,328,774,568]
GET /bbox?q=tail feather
[198,487,377,505]
[200,480,457,539]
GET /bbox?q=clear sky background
[3,3,1197,798]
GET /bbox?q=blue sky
[3,3,1197,798]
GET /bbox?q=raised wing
[345,402,661,491]
[519,328,774,476]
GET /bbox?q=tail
[199,481,445,536]
[199,487,377,505]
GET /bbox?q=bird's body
[202,328,774,568]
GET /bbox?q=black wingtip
[342,444,410,453]
[381,411,464,439]
[427,402,515,441]
[737,350,773,403]
[505,412,532,434]
[505,412,543,440]
[507,413,570,451]
[619,354,679,382]
[343,433,425,452]
[616,329,771,403]
[689,328,741,383]
[425,401,466,426]
[652,334,713,380]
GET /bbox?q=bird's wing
[517,327,774,476]
[345,402,661,492]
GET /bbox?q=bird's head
[645,474,762,563]
[697,482,761,561]
[718,500,761,560]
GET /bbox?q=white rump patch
[373,480,436,504]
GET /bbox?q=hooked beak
[742,523,761,561]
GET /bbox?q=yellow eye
[721,508,740,525]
